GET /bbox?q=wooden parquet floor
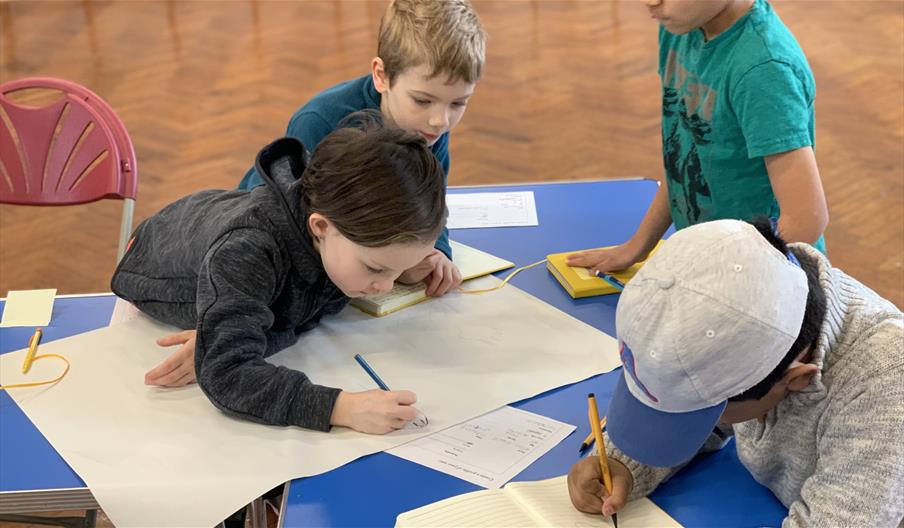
[1,0,902,312]
[0,3,902,526]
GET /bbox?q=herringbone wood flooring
[0,2,902,526]
[1,1,901,308]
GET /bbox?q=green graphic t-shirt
[659,0,824,251]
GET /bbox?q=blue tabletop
[0,295,115,492]
[282,180,788,527]
[0,180,788,527]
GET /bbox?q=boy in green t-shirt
[569,0,829,273]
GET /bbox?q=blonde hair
[378,0,486,85]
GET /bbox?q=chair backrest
[0,77,137,205]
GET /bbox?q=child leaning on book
[239,0,487,299]
[569,0,829,275]
[111,114,445,434]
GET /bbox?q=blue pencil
[354,354,429,427]
[594,270,625,291]
[354,353,390,390]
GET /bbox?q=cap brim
[607,371,727,468]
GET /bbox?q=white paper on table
[0,276,621,528]
[0,289,57,327]
[447,191,538,229]
[387,406,575,489]
[108,297,142,326]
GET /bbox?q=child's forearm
[627,182,673,258]
[776,212,828,245]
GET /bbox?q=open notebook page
[508,476,683,528]
[395,489,541,527]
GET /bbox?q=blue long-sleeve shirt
[238,74,452,258]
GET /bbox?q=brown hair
[301,112,447,247]
[377,0,486,85]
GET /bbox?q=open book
[350,241,514,317]
[396,475,682,528]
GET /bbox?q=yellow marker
[22,328,42,374]
[578,416,607,452]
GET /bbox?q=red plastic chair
[0,77,138,262]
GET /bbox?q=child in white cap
[567,218,903,527]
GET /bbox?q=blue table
[0,180,788,527]
[0,295,112,520]
[280,180,788,527]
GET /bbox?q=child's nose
[373,278,394,294]
[429,107,450,129]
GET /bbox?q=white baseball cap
[607,219,808,467]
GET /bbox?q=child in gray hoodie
[112,115,447,434]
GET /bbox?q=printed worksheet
[388,406,575,488]
[447,191,539,229]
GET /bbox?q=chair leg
[249,496,267,528]
[117,198,135,263]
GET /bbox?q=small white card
[0,289,57,327]
[447,191,539,229]
[388,406,575,489]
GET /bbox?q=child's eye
[366,265,384,274]
[452,101,467,108]
[413,98,431,106]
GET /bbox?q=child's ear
[785,363,819,392]
[307,213,331,240]
[372,57,390,94]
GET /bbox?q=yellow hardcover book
[546,241,663,299]
[351,241,515,317]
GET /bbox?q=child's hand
[397,249,462,297]
[146,330,197,387]
[330,389,422,434]
[567,456,634,518]
[566,243,643,276]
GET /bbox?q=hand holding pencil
[566,395,634,524]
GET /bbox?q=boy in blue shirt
[569,0,829,274]
[239,0,486,298]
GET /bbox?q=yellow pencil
[578,416,607,452]
[588,393,617,527]
[22,328,42,374]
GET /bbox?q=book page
[351,241,514,315]
[450,240,515,280]
[507,476,683,528]
[396,489,541,527]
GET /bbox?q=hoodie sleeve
[194,228,341,431]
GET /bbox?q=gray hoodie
[112,138,348,431]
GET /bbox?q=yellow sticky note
[1,289,57,327]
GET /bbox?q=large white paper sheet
[0,277,620,527]
[447,191,539,229]
[387,406,575,489]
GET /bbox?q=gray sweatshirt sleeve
[605,424,735,500]
[784,328,904,528]
[194,229,341,431]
